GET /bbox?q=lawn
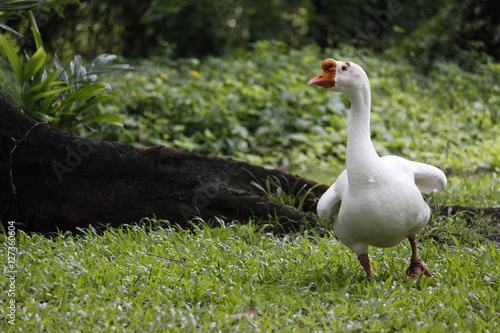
[1,44,499,332]
[1,219,498,332]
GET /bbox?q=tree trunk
[0,94,328,233]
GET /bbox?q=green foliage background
[4,0,499,63]
[90,42,499,178]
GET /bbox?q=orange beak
[307,58,337,88]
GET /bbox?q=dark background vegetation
[3,0,499,66]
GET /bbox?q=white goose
[308,58,446,277]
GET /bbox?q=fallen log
[0,94,327,233]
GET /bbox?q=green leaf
[0,66,20,95]
[53,54,69,83]
[89,54,117,70]
[0,23,24,37]
[0,34,23,84]
[28,11,44,50]
[88,53,133,75]
[78,114,124,126]
[24,71,63,95]
[29,110,52,122]
[58,94,111,117]
[31,85,72,102]
[62,83,107,104]
[0,0,46,11]
[40,92,58,115]
[23,46,47,82]
[70,55,86,83]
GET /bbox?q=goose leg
[406,234,432,278]
[358,253,373,277]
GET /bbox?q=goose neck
[346,83,379,171]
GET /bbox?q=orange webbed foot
[406,258,432,278]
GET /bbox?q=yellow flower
[160,73,168,79]
[131,91,137,97]
[139,75,147,82]
[190,70,199,76]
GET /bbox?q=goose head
[307,58,368,95]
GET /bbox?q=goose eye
[341,65,348,71]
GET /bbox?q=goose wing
[381,156,447,194]
[317,170,348,221]
[410,161,447,193]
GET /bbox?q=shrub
[0,11,130,131]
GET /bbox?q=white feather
[315,61,446,256]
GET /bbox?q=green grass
[1,220,498,332]
[431,173,499,207]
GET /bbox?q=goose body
[308,58,446,277]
